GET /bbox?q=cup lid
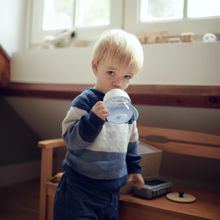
[104,89,139,121]
[103,89,130,102]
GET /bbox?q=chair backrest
[137,126,220,160]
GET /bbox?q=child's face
[92,58,134,94]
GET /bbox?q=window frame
[124,0,220,37]
[30,0,220,46]
[30,0,124,45]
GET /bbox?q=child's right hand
[92,101,109,121]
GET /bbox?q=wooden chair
[38,126,220,220]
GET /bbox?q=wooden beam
[0,82,91,100]
[1,82,220,108]
[127,85,220,108]
[0,45,10,88]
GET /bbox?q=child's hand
[127,173,144,190]
[92,101,109,121]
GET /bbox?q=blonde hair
[92,29,144,74]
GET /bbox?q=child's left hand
[92,101,109,121]
[127,173,144,189]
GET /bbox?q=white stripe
[87,122,138,153]
[62,107,87,135]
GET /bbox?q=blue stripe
[127,141,139,155]
[66,149,127,179]
[69,88,105,112]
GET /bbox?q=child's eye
[124,75,131,80]
[107,71,115,76]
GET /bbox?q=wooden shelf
[119,186,220,220]
[1,82,220,108]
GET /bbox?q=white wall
[0,0,27,56]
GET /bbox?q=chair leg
[47,196,54,220]
[39,148,53,220]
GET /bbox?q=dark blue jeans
[53,172,120,220]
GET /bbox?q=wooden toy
[137,33,146,44]
[157,31,168,43]
[166,191,196,203]
[181,32,194,42]
[146,31,158,44]
[167,37,181,43]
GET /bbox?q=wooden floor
[0,179,40,220]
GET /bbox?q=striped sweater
[62,88,142,191]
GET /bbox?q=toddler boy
[53,29,144,220]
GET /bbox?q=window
[187,0,220,18]
[140,0,220,21]
[31,0,123,44]
[140,0,184,22]
[42,0,111,30]
[30,0,220,46]
[42,0,74,31]
[124,0,220,37]
[76,0,110,27]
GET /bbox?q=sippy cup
[103,88,138,124]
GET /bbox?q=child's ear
[91,60,98,75]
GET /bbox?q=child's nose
[113,78,122,87]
